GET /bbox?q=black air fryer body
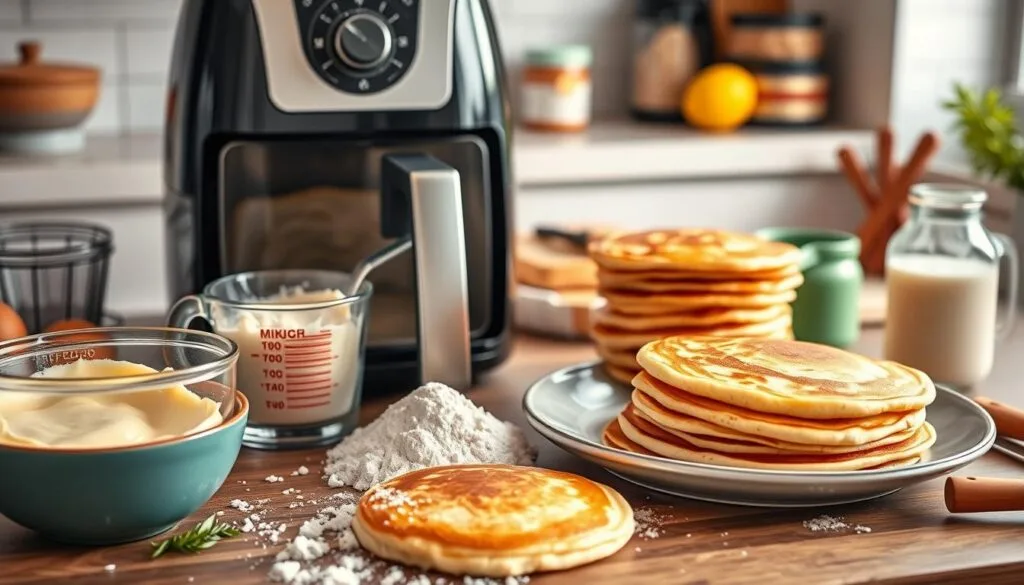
[164,0,514,390]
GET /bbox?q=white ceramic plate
[522,361,996,507]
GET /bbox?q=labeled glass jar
[631,0,713,122]
[727,13,824,62]
[883,184,1018,390]
[741,60,829,126]
[520,45,593,132]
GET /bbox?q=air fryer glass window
[217,137,492,347]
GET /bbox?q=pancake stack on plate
[588,228,804,383]
[602,337,938,471]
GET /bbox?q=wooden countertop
[3,327,1024,585]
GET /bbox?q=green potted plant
[943,83,1024,190]
[943,83,1024,305]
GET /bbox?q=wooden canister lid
[0,41,101,86]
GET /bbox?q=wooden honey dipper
[945,397,1024,514]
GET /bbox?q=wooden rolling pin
[944,397,1024,514]
[974,396,1024,440]
[945,476,1024,513]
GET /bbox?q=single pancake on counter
[351,464,634,577]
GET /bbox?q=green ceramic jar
[757,228,863,348]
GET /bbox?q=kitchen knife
[534,226,591,250]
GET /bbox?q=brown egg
[44,318,116,363]
[44,318,98,333]
[0,302,28,342]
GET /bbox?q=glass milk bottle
[883,183,1018,389]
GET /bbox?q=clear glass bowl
[0,327,240,424]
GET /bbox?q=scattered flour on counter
[803,515,872,534]
[324,383,535,490]
[633,507,666,540]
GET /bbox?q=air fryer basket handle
[380,154,472,390]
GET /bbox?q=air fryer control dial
[298,0,419,95]
[335,13,393,70]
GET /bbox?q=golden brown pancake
[633,372,926,446]
[596,265,802,282]
[603,362,640,385]
[598,269,804,294]
[591,314,792,354]
[596,345,642,370]
[601,289,796,314]
[592,304,791,331]
[602,418,656,455]
[602,418,923,470]
[588,229,803,274]
[351,464,634,577]
[631,391,918,455]
[637,337,936,419]
[592,320,793,352]
[618,406,935,471]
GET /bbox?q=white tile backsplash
[126,82,166,131]
[28,0,183,22]
[891,0,1012,165]
[0,0,637,134]
[84,83,124,133]
[0,0,22,23]
[124,26,173,79]
[8,0,1004,141]
[501,0,625,18]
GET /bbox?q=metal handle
[380,154,472,390]
[166,294,210,329]
[164,294,210,370]
[994,233,1018,340]
[347,237,413,297]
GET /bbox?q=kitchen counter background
[0,0,1018,317]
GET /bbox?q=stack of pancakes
[603,337,937,471]
[588,228,804,383]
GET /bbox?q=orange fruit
[682,64,758,132]
[44,319,116,364]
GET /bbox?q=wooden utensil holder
[836,127,940,276]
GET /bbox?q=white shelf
[513,121,875,187]
[0,122,875,208]
[0,134,163,208]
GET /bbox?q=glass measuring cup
[167,270,372,449]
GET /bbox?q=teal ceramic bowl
[0,327,246,545]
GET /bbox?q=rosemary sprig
[150,513,241,559]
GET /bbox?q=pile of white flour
[324,382,536,490]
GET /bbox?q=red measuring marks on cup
[252,328,338,412]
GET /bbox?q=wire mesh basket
[0,222,114,334]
